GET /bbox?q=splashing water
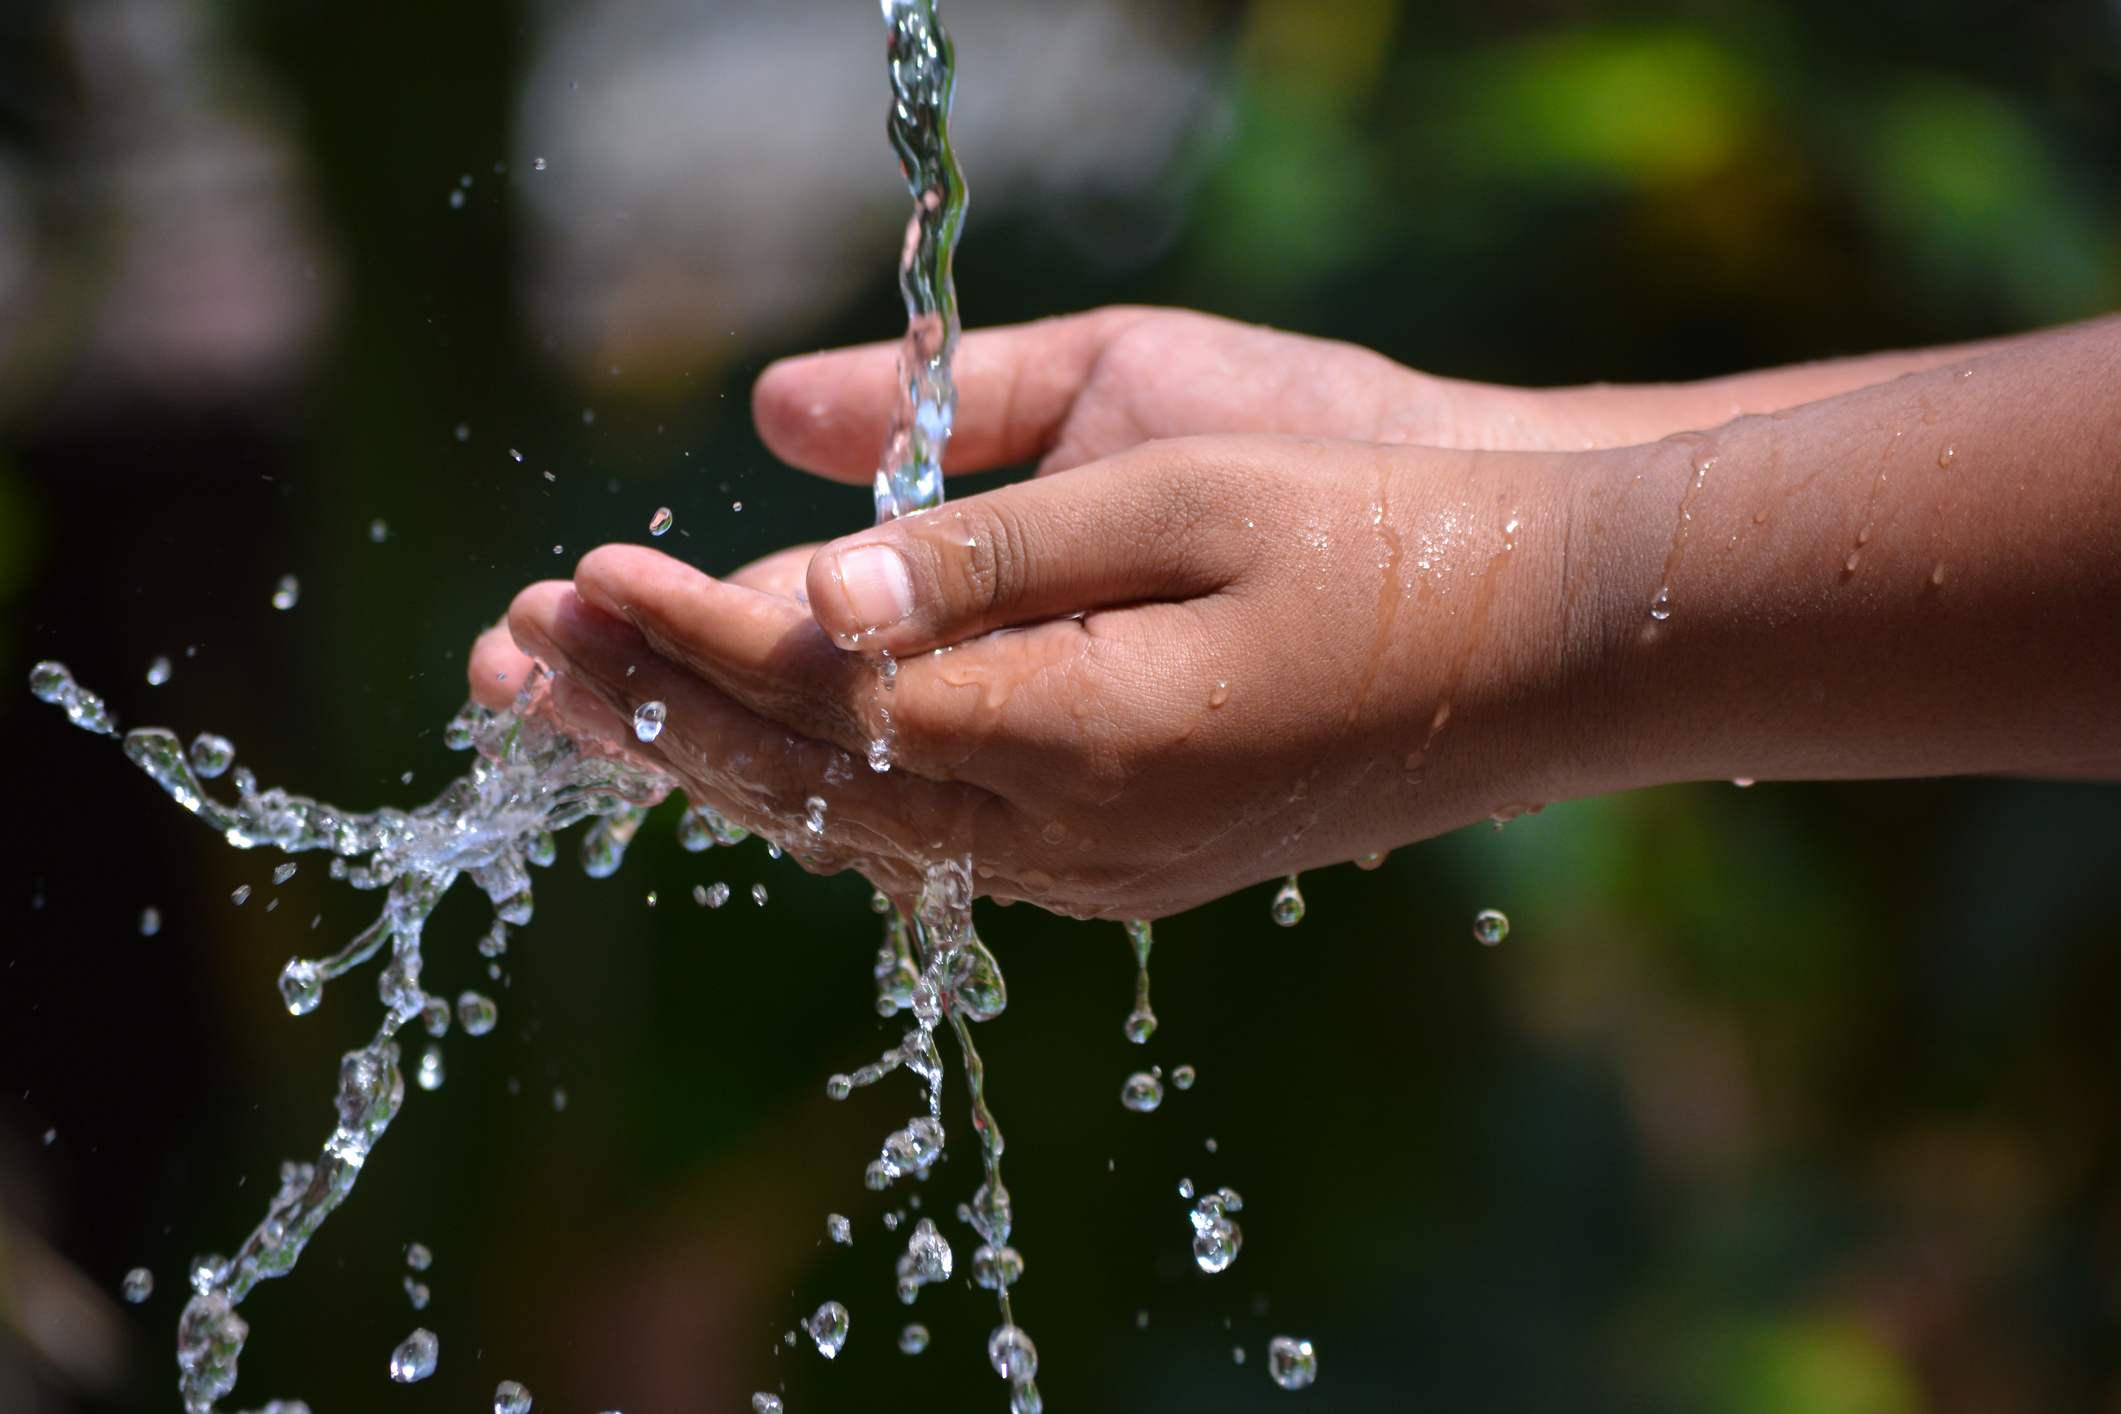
[32,8,1071,1412]
[33,659,672,1412]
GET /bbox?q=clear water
[23,0,1333,1401]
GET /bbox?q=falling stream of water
[20,2,1334,1407]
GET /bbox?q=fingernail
[834,542,913,633]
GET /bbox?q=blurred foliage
[3,1,2119,1413]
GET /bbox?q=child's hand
[499,434,1596,917]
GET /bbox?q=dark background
[4,1,2120,1411]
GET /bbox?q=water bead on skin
[633,700,666,742]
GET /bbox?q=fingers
[723,543,823,602]
[802,438,1254,657]
[565,545,878,752]
[507,574,1007,893]
[752,308,1150,482]
[470,617,541,710]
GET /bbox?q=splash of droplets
[1473,909,1508,946]
[806,1300,850,1358]
[1271,875,1305,927]
[34,662,675,1413]
[1122,919,1156,1042]
[1189,1186,1243,1273]
[389,1328,437,1383]
[1267,1336,1317,1389]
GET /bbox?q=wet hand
[751,307,1570,485]
[500,434,1599,918]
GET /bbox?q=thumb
[804,439,1252,656]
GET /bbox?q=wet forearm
[1563,315,2121,790]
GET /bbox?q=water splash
[34,661,672,1412]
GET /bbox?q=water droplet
[1173,1064,1196,1090]
[122,1267,153,1302]
[751,1395,782,1414]
[1206,1137,1219,1153]
[449,188,466,209]
[632,701,666,742]
[390,1328,438,1382]
[147,655,172,686]
[370,519,389,543]
[970,1243,1023,1289]
[649,507,673,536]
[1844,551,1862,573]
[752,883,768,906]
[1732,777,1755,788]
[988,1324,1038,1381]
[1189,1187,1243,1273]
[1121,1072,1164,1112]
[417,1046,444,1090]
[532,157,547,171]
[1124,1008,1157,1044]
[1648,586,1671,621]
[1268,1336,1318,1389]
[404,1243,431,1271]
[900,1322,930,1354]
[1473,909,1508,946]
[645,890,657,907]
[139,906,162,936]
[1931,563,1946,586]
[404,1277,431,1309]
[189,733,235,778]
[455,424,471,442]
[732,500,743,512]
[701,882,730,908]
[870,888,892,914]
[1178,1177,1195,1198]
[1233,1345,1246,1364]
[272,862,297,885]
[1208,682,1230,707]
[457,992,498,1036]
[806,796,827,834]
[1938,443,1956,468]
[826,1073,853,1101]
[231,885,252,906]
[271,576,300,610]
[552,1086,567,1112]
[494,1379,533,1414]
[1271,876,1305,927]
[827,1213,852,1244]
[806,1300,850,1358]
[868,737,892,771]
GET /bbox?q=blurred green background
[3,0,2120,1411]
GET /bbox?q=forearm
[1436,328,2059,453]
[1565,315,2121,789]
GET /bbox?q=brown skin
[470,307,2121,919]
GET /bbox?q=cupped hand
[752,306,1570,486]
[490,434,1617,919]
